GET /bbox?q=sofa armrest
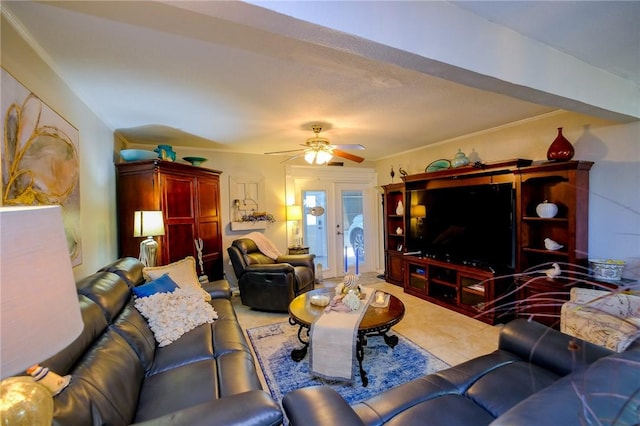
[561,303,640,352]
[283,386,364,426]
[499,319,612,376]
[132,390,282,426]
[276,254,315,269]
[245,263,295,274]
[201,279,232,299]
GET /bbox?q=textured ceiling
[2,1,638,162]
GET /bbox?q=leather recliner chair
[228,238,315,312]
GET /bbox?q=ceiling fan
[265,125,365,164]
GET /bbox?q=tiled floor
[232,272,503,389]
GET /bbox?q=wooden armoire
[116,159,223,280]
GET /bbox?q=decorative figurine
[545,263,561,278]
[544,238,563,251]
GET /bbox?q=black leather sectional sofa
[42,257,282,425]
[283,318,640,425]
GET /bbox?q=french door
[287,166,378,279]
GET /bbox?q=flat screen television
[407,183,515,271]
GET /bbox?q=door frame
[285,165,379,278]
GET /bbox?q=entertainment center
[382,159,593,325]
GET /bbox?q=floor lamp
[133,210,165,267]
[0,206,84,425]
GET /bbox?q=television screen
[407,183,515,271]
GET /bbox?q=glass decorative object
[547,127,574,161]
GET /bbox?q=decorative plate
[183,156,208,166]
[425,159,451,172]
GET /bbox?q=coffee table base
[289,318,398,387]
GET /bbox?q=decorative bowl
[310,295,330,307]
[120,149,158,162]
[589,259,625,281]
[183,156,208,166]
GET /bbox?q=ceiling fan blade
[332,144,365,150]
[333,149,364,163]
[281,153,303,163]
[265,148,304,155]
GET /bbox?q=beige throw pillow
[143,256,211,301]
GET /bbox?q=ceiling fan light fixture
[304,150,317,164]
[316,150,333,165]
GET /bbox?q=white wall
[375,111,640,280]
[2,16,117,279]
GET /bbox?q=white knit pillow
[134,288,218,347]
[143,256,211,301]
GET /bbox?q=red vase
[546,127,574,161]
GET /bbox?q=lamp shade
[133,211,165,237]
[0,206,83,379]
[287,205,302,221]
[411,205,427,218]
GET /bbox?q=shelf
[463,284,485,295]
[522,247,569,256]
[522,216,568,222]
[431,278,457,288]
[230,221,268,231]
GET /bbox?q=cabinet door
[162,174,197,265]
[516,277,566,329]
[386,251,404,285]
[196,176,223,280]
[405,261,427,295]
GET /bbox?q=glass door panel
[341,189,364,275]
[302,190,328,272]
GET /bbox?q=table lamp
[133,210,165,266]
[411,204,426,224]
[0,206,83,425]
[287,205,302,247]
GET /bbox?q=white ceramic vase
[396,200,404,215]
[536,201,558,218]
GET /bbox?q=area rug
[247,321,449,420]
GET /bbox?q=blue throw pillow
[133,273,179,298]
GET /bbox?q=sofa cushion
[149,323,216,376]
[216,351,263,397]
[491,347,640,426]
[383,394,496,426]
[134,288,218,347]
[143,256,211,301]
[133,273,178,298]
[134,359,218,422]
[99,256,145,287]
[52,329,144,425]
[76,271,131,323]
[42,295,108,375]
[111,301,157,372]
[465,361,560,417]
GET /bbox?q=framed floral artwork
[1,68,82,265]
